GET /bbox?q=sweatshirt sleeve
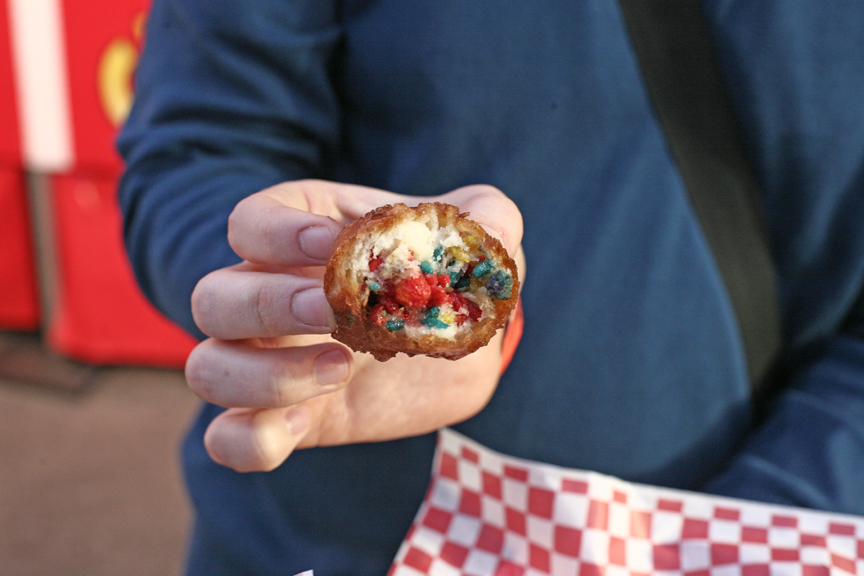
[703,293,864,515]
[116,0,342,338]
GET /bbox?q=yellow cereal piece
[449,246,470,262]
[440,310,456,325]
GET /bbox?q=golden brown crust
[324,202,519,361]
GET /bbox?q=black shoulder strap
[617,0,782,394]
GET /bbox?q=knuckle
[257,216,281,261]
[264,358,304,408]
[190,273,223,337]
[204,423,258,472]
[203,413,280,473]
[254,279,285,337]
[226,202,247,250]
[267,376,293,408]
[250,426,286,472]
[184,343,217,402]
[189,279,210,330]
[474,184,505,198]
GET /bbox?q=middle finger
[192,265,336,340]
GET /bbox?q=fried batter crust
[323,202,519,361]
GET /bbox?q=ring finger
[185,339,353,408]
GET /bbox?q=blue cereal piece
[454,274,471,290]
[485,270,513,299]
[433,246,444,262]
[421,317,450,329]
[421,306,449,329]
[420,261,434,274]
[386,319,405,331]
[472,259,494,279]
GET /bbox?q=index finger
[227,180,400,267]
[228,198,343,267]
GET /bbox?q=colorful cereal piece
[386,319,405,331]
[449,246,470,262]
[420,261,434,274]
[368,304,389,326]
[421,316,450,329]
[379,295,400,313]
[440,310,456,325]
[429,286,449,307]
[472,259,494,279]
[485,270,513,300]
[395,276,431,308]
[465,299,482,321]
[454,274,471,291]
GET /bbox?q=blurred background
[1,0,201,573]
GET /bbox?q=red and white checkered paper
[389,429,864,576]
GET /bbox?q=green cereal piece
[420,261,434,274]
[386,319,405,331]
[421,317,450,330]
[420,306,448,329]
[472,259,494,279]
[454,274,471,291]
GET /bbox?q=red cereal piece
[425,273,439,287]
[395,276,432,308]
[465,299,482,321]
[369,256,384,272]
[379,295,400,313]
[448,291,467,311]
[382,280,396,297]
[429,286,448,307]
[448,291,481,321]
[368,303,388,326]
[402,307,423,326]
[437,275,451,288]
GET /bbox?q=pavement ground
[0,330,200,576]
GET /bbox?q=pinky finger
[203,406,311,472]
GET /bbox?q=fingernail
[314,349,350,387]
[292,288,336,330]
[299,225,335,261]
[286,407,310,436]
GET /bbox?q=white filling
[349,213,468,278]
[348,210,496,341]
[403,322,459,340]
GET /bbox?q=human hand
[185,180,524,472]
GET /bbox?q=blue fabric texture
[117,1,864,574]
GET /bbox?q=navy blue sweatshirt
[117,1,864,574]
